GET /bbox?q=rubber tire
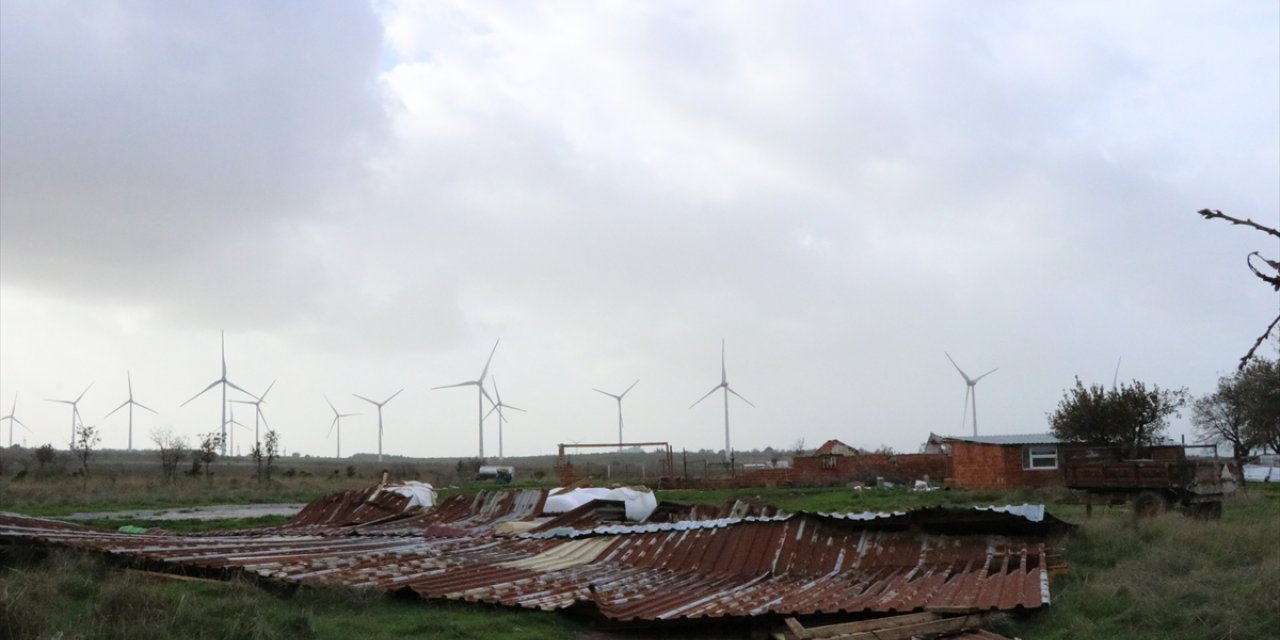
[1132,491,1166,518]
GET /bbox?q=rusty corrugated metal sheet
[0,499,1059,623]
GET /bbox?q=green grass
[993,485,1280,640]
[0,475,373,517]
[0,547,586,640]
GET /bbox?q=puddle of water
[62,503,306,521]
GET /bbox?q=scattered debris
[0,486,1071,632]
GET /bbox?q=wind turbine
[231,380,275,449]
[227,403,253,456]
[181,332,255,454]
[2,394,33,447]
[352,388,403,463]
[326,396,359,459]
[46,383,92,448]
[104,372,156,451]
[484,376,524,459]
[594,379,638,450]
[691,340,754,464]
[433,339,499,458]
[945,352,998,436]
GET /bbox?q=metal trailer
[1062,445,1237,519]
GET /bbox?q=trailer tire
[1133,491,1166,518]
[1184,500,1223,520]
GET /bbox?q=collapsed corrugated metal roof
[0,488,1070,625]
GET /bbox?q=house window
[1022,445,1058,470]
[821,455,837,470]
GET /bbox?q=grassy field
[3,479,1278,639]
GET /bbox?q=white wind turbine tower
[945,352,998,436]
[352,388,404,463]
[326,396,359,459]
[593,379,638,450]
[46,383,92,448]
[484,376,524,460]
[691,340,754,464]
[181,332,255,454]
[2,394,33,447]
[231,380,275,451]
[104,372,156,451]
[433,340,499,458]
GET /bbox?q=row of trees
[22,426,284,483]
[1048,352,1279,471]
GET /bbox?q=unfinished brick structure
[936,434,1064,490]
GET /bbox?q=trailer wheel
[1184,500,1223,520]
[1132,491,1166,518]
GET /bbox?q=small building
[932,433,1064,490]
[814,439,864,457]
[792,438,947,486]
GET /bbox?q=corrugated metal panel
[0,493,1067,624]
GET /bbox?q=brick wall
[790,453,947,486]
[947,442,1063,490]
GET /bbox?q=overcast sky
[2,1,1277,461]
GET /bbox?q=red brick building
[929,434,1064,490]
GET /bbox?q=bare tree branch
[1198,209,1280,369]
[1240,314,1280,371]
[1198,208,1280,238]
[1247,252,1280,290]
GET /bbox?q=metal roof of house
[0,489,1071,624]
[940,434,1062,445]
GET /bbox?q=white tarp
[383,481,436,509]
[1243,464,1280,482]
[543,486,658,521]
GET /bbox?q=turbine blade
[225,380,257,399]
[258,408,269,430]
[134,401,158,414]
[384,388,404,404]
[480,386,495,406]
[75,383,93,402]
[727,386,756,408]
[325,395,337,414]
[180,380,220,407]
[945,352,973,384]
[432,381,474,391]
[126,371,133,396]
[972,367,999,383]
[259,380,276,402]
[105,399,130,418]
[352,393,378,405]
[16,417,32,432]
[328,416,338,437]
[592,388,618,399]
[720,339,727,383]
[690,385,721,408]
[478,339,500,381]
[503,403,526,413]
[621,379,639,397]
[484,405,499,420]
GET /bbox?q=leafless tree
[151,427,187,482]
[1198,209,1280,369]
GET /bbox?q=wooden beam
[802,612,940,638]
